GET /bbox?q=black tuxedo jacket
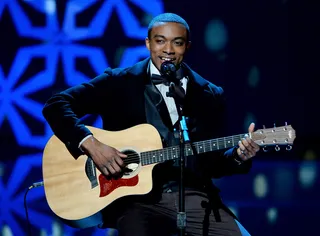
[43,58,252,186]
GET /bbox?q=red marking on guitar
[99,175,139,197]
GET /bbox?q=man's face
[146,22,191,71]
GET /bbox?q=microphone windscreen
[160,61,176,78]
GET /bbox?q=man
[43,13,260,236]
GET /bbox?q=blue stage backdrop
[0,0,319,235]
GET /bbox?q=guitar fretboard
[140,134,245,166]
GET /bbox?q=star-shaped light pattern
[0,0,164,148]
[19,0,164,85]
[0,0,164,234]
[0,47,55,148]
[0,155,52,235]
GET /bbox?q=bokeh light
[266,207,278,224]
[247,66,260,88]
[299,160,317,189]
[253,174,268,198]
[204,19,228,52]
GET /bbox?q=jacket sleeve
[195,83,253,178]
[42,69,116,157]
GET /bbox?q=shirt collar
[149,60,161,76]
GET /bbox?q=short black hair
[147,13,190,41]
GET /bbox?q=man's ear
[186,41,192,51]
[145,37,150,50]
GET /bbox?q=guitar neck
[140,133,246,166]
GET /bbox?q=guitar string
[121,136,245,160]
[91,129,288,168]
[120,135,248,163]
[120,133,288,164]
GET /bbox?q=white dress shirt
[149,60,188,125]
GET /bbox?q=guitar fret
[197,143,202,153]
[225,138,232,148]
[153,151,157,163]
[141,133,249,166]
[141,153,145,165]
[152,151,156,163]
[238,135,241,145]
[163,149,165,161]
[211,140,217,151]
[148,153,151,165]
[144,153,148,165]
[150,152,153,164]
[171,147,174,159]
[147,152,150,164]
[138,125,295,166]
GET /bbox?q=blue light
[253,173,268,198]
[0,1,164,234]
[204,19,228,52]
[299,161,317,189]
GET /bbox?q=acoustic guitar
[42,123,295,228]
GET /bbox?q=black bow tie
[151,66,184,86]
[151,74,172,86]
[151,74,186,105]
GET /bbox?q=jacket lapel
[180,62,210,135]
[127,58,174,146]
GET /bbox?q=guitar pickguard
[98,174,139,197]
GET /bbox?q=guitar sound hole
[122,150,140,176]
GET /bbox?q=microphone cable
[24,181,44,236]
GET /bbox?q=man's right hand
[80,136,127,177]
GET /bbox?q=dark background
[0,0,319,235]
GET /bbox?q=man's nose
[163,43,174,55]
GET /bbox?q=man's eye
[175,41,184,46]
[156,40,165,43]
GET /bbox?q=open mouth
[159,56,175,62]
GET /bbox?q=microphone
[160,61,178,82]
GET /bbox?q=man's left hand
[236,122,260,161]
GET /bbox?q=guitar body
[42,122,295,228]
[42,124,163,228]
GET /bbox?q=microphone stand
[166,82,190,236]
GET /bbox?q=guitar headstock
[251,123,296,152]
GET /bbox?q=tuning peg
[283,122,288,130]
[286,145,292,151]
[274,123,276,128]
[263,125,266,129]
[275,145,280,151]
[263,146,268,152]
